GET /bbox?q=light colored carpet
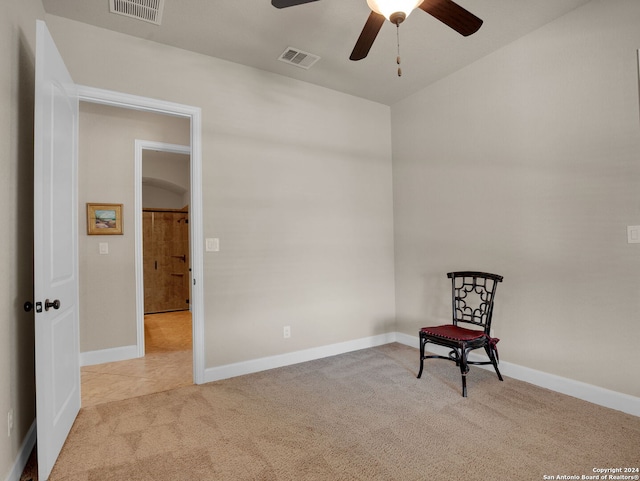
[47,343,639,481]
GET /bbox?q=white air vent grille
[278,47,320,70]
[109,0,165,25]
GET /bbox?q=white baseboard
[496,360,640,417]
[395,332,420,348]
[4,421,36,481]
[396,333,640,418]
[203,332,396,383]
[80,345,139,367]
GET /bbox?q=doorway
[140,145,194,404]
[140,146,191,315]
[78,124,197,407]
[76,85,205,388]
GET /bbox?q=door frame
[135,140,191,353]
[76,85,205,384]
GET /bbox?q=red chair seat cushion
[420,325,486,342]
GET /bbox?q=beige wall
[78,102,190,352]
[392,0,640,397]
[46,15,396,367]
[0,0,45,478]
[142,184,186,210]
[143,151,190,209]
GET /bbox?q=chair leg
[417,334,425,379]
[459,348,469,397]
[484,345,503,382]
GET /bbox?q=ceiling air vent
[109,0,165,25]
[278,47,320,70]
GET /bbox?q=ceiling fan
[271,0,483,61]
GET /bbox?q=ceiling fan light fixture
[366,0,422,23]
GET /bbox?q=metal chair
[417,271,504,397]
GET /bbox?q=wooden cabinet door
[143,210,190,313]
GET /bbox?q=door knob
[44,299,61,311]
[24,301,33,312]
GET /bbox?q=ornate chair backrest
[447,271,503,333]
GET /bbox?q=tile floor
[80,310,193,407]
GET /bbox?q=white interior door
[34,20,81,481]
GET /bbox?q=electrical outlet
[7,409,14,437]
[283,325,291,339]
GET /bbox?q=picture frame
[86,203,123,235]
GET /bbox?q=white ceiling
[41,0,592,105]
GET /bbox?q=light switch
[99,242,109,254]
[627,226,640,244]
[205,238,219,252]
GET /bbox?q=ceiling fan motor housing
[389,11,406,24]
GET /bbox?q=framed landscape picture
[87,203,123,235]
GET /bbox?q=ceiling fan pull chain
[396,23,402,77]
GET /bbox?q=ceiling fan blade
[418,0,483,36]
[271,0,320,8]
[349,11,385,61]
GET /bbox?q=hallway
[80,310,193,407]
